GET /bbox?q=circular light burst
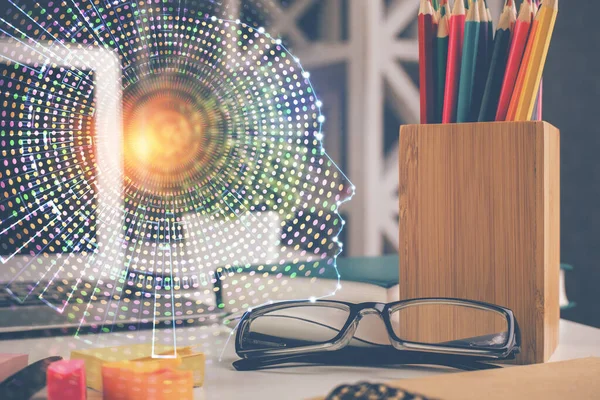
[0,0,353,352]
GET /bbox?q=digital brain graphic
[0,0,353,354]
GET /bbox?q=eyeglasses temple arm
[233,348,504,372]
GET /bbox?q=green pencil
[456,0,481,123]
[435,7,449,123]
[478,7,515,121]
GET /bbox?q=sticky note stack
[102,360,193,400]
[70,343,204,391]
[135,346,206,388]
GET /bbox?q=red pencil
[419,0,436,123]
[495,0,532,121]
[418,0,436,124]
[442,0,466,123]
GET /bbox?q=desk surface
[0,320,599,400]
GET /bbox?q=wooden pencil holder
[398,121,560,365]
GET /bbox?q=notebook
[215,255,573,311]
[389,358,600,400]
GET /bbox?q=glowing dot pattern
[0,0,353,348]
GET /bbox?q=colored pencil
[505,0,538,121]
[504,0,517,32]
[478,3,516,121]
[510,0,517,21]
[433,0,441,23]
[479,0,489,64]
[469,0,489,120]
[506,0,540,121]
[496,0,532,121]
[513,0,558,121]
[531,0,539,26]
[442,0,451,15]
[442,0,466,123]
[532,0,543,120]
[441,0,451,29]
[435,4,450,123]
[485,0,494,62]
[419,0,437,124]
[456,0,481,123]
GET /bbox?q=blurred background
[0,0,598,331]
[265,0,599,328]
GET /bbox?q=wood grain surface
[392,358,600,400]
[399,121,560,364]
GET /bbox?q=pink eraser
[0,353,28,382]
[47,359,86,400]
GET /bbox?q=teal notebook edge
[225,256,572,290]
[230,255,400,289]
[313,255,400,288]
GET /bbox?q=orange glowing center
[126,95,204,174]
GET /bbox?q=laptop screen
[0,63,98,259]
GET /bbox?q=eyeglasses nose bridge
[358,305,386,315]
[343,306,386,334]
[330,315,362,350]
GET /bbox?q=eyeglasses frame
[235,297,521,361]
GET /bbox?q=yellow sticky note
[102,360,193,400]
[180,352,206,387]
[135,349,205,387]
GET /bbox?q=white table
[1,320,599,400]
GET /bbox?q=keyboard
[0,279,222,339]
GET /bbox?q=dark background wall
[543,0,600,327]
[312,0,600,328]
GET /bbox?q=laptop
[0,40,222,339]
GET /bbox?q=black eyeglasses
[233,298,520,371]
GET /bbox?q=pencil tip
[452,0,466,14]
[517,0,532,21]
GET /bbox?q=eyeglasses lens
[390,302,509,349]
[240,304,351,351]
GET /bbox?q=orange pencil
[513,0,556,120]
[504,0,537,121]
[442,0,466,123]
[418,0,436,123]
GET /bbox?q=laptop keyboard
[0,279,221,337]
[2,280,101,307]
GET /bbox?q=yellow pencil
[513,0,558,121]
